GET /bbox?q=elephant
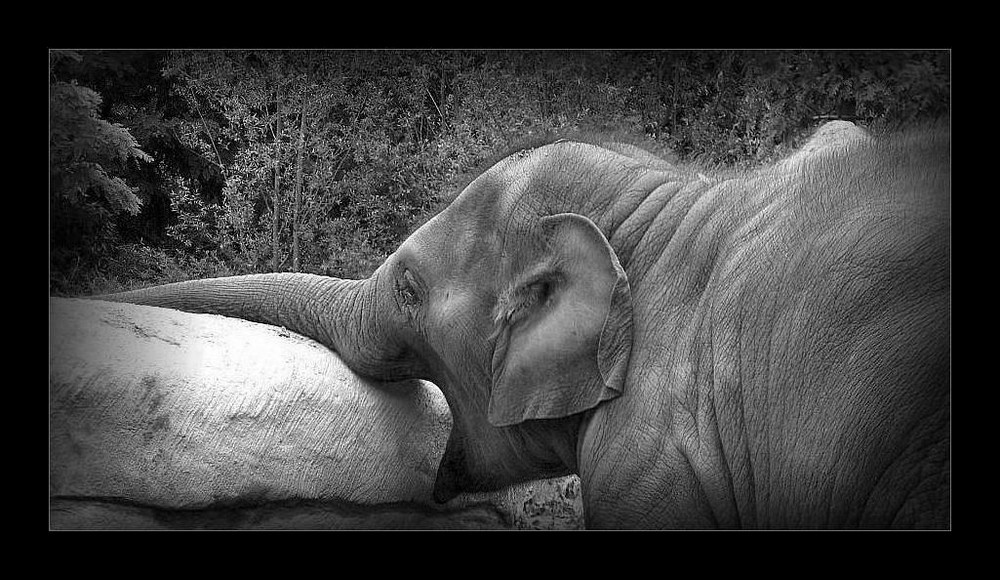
[95,121,951,529]
[49,297,582,529]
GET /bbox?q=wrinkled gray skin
[101,122,950,528]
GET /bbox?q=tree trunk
[292,100,308,273]
[272,93,284,273]
[671,64,680,133]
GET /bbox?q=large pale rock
[49,297,582,529]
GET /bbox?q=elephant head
[105,139,640,502]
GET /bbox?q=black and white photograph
[48,49,950,530]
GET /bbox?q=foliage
[49,58,157,292]
[49,49,950,295]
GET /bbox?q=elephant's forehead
[408,141,625,272]
[403,186,502,276]
[458,141,610,221]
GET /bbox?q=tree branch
[426,86,445,123]
[167,126,225,171]
[186,85,225,170]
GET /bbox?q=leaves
[51,49,950,294]
[50,80,150,215]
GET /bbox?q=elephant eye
[533,278,555,304]
[396,268,422,308]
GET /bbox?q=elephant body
[578,125,950,527]
[49,298,581,529]
[95,121,950,529]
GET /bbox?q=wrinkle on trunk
[93,273,404,381]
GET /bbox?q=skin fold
[99,121,950,528]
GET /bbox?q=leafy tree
[50,51,154,292]
[49,79,151,214]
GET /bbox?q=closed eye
[534,278,555,304]
[396,268,422,308]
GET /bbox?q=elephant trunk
[94,272,408,381]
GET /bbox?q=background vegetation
[49,50,950,295]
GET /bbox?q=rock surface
[49,298,582,530]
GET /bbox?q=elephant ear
[488,213,633,427]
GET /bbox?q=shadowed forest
[49,50,950,295]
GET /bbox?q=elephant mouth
[428,380,583,503]
[433,429,468,503]
[431,430,514,504]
